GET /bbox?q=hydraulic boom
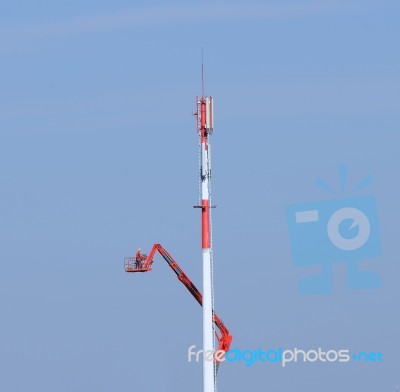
[124,244,232,362]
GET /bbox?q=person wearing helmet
[135,248,143,269]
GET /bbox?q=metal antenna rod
[202,47,205,98]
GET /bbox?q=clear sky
[1,1,399,391]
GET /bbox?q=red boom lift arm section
[124,244,232,362]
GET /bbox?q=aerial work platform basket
[124,255,151,273]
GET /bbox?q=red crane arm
[125,243,232,361]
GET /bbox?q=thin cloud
[0,2,350,49]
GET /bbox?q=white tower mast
[197,93,215,392]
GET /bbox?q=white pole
[199,97,215,392]
[203,248,214,392]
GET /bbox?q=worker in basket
[135,248,147,269]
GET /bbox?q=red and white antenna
[195,59,216,391]
[124,55,232,391]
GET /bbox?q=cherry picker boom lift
[124,243,232,363]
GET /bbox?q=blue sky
[1,1,399,391]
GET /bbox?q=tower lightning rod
[202,47,205,97]
[195,61,215,392]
